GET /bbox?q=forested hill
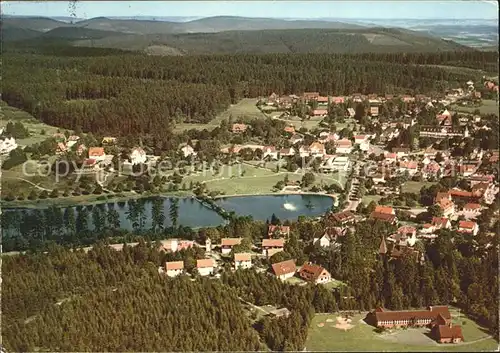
[3,50,497,137]
[4,26,472,54]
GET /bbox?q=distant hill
[1,25,42,42]
[41,26,126,40]
[72,28,472,55]
[1,16,71,32]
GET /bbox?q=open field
[451,99,499,116]
[361,195,382,205]
[401,181,437,194]
[174,98,266,132]
[321,279,347,289]
[305,313,497,352]
[0,102,63,146]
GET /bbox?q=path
[3,176,53,192]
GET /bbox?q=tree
[301,172,315,188]
[428,204,443,217]
[169,198,180,228]
[151,197,165,233]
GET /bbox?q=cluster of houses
[0,136,18,155]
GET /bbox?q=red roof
[165,261,184,271]
[268,225,290,236]
[436,325,464,340]
[262,238,285,248]
[464,203,481,210]
[312,109,328,116]
[375,205,394,215]
[432,217,449,227]
[234,253,251,262]
[197,259,214,268]
[317,96,329,103]
[298,262,330,282]
[398,226,416,235]
[88,147,105,157]
[459,221,476,229]
[221,238,242,247]
[272,259,296,276]
[83,158,96,166]
[370,211,397,223]
[374,306,451,323]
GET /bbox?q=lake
[2,194,335,233]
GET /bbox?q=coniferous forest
[2,49,497,136]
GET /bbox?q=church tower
[205,237,211,254]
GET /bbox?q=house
[375,206,395,215]
[437,110,452,125]
[262,238,285,257]
[432,217,452,230]
[303,92,320,101]
[389,226,417,246]
[458,164,477,177]
[320,156,350,172]
[101,137,117,145]
[458,221,479,235]
[232,123,248,134]
[272,259,296,280]
[161,239,194,252]
[346,108,356,118]
[88,147,106,161]
[0,137,18,155]
[351,93,363,102]
[367,306,451,329]
[335,139,353,154]
[463,203,481,214]
[392,147,410,158]
[399,161,418,176]
[422,161,441,178]
[279,147,295,157]
[313,227,346,248]
[66,135,80,148]
[436,198,455,218]
[298,262,331,284]
[327,211,356,225]
[319,132,339,143]
[309,142,326,157]
[81,158,99,172]
[385,152,397,163]
[164,261,184,277]
[234,253,252,269]
[268,225,290,238]
[130,147,147,165]
[312,109,328,118]
[317,96,329,104]
[432,321,464,344]
[299,146,311,158]
[220,238,242,255]
[353,135,370,151]
[180,144,197,157]
[284,126,295,134]
[76,144,87,156]
[370,210,397,224]
[263,146,279,160]
[370,106,379,116]
[56,142,68,155]
[331,96,345,104]
[401,95,415,103]
[196,259,215,276]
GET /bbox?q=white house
[263,146,279,160]
[272,259,296,280]
[234,253,252,269]
[66,135,80,149]
[298,262,331,284]
[313,227,345,249]
[220,238,242,255]
[354,135,370,151]
[130,147,147,165]
[309,142,326,158]
[180,144,197,157]
[196,258,215,276]
[335,139,352,154]
[262,238,285,257]
[0,137,18,155]
[165,261,184,277]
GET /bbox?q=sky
[3,1,498,20]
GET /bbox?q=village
[1,76,498,351]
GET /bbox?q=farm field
[451,99,498,116]
[0,102,63,147]
[305,312,497,352]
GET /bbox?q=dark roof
[328,211,356,223]
[374,306,451,323]
[436,325,464,340]
[370,211,397,223]
[298,262,329,282]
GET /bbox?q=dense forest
[2,49,497,136]
[2,199,498,351]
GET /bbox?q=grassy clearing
[285,276,306,285]
[451,99,499,116]
[402,181,437,194]
[361,195,382,205]
[174,98,266,132]
[0,102,63,147]
[321,279,347,289]
[305,312,497,352]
